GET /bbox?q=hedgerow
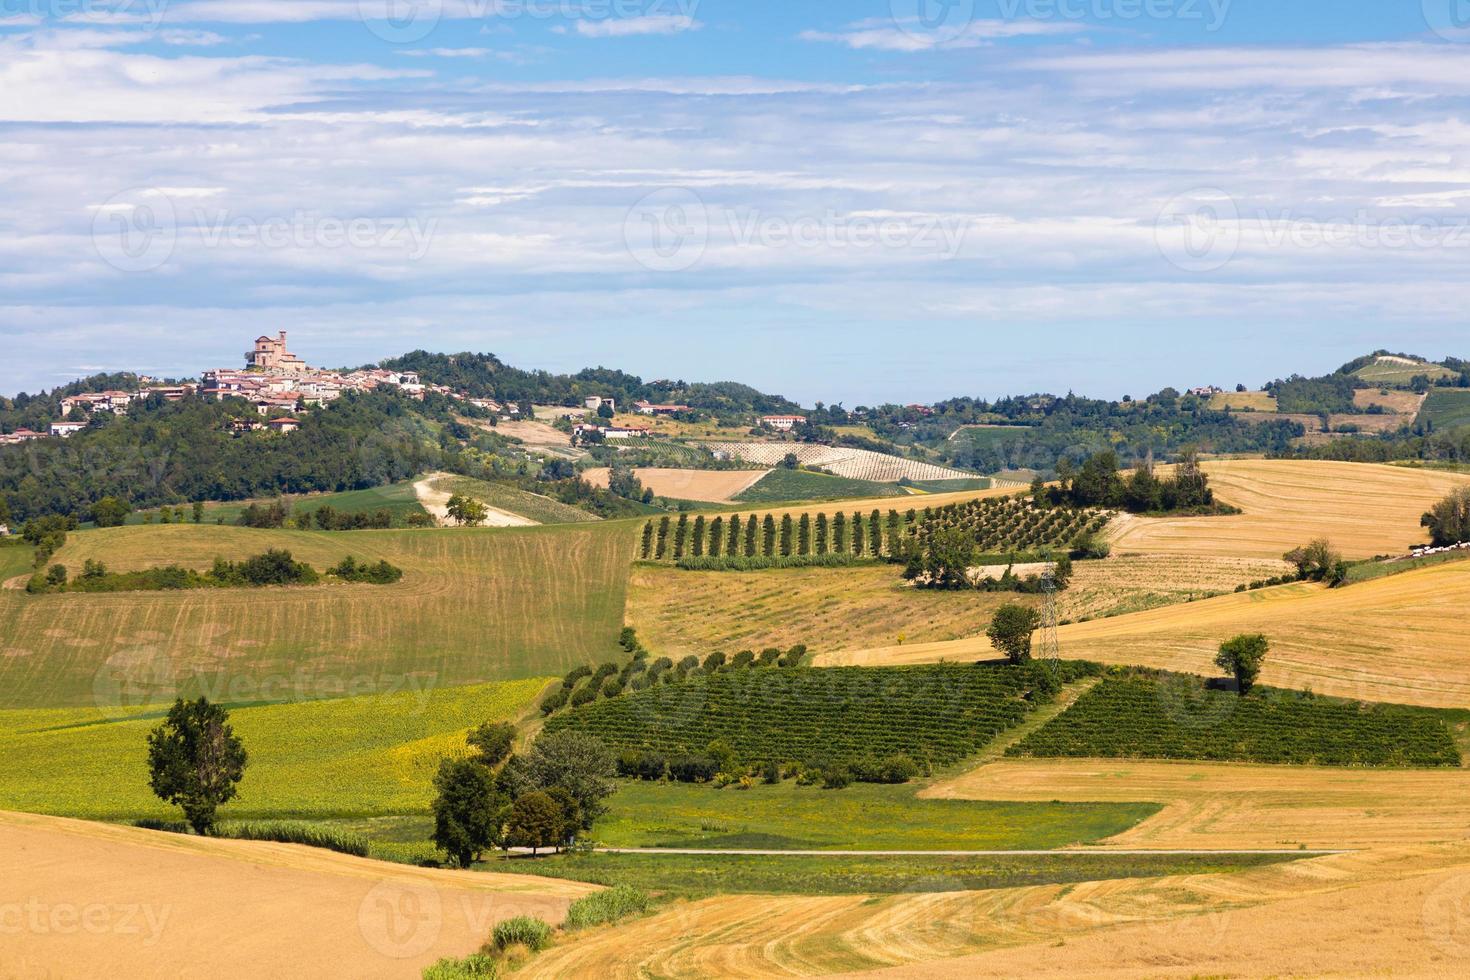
[1008,674,1460,768]
[545,662,1100,776]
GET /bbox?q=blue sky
[2,1,1469,405]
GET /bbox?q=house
[585,396,615,413]
[0,428,44,446]
[245,331,309,373]
[760,414,806,432]
[633,400,690,416]
[226,419,263,434]
[267,417,301,434]
[602,424,649,440]
[60,390,136,415]
[49,421,88,438]
[253,396,301,417]
[1188,386,1224,398]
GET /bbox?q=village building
[760,414,806,432]
[633,400,691,416]
[0,428,44,446]
[246,331,309,373]
[49,421,88,438]
[266,417,301,434]
[585,396,616,413]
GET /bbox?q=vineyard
[637,497,1109,564]
[701,442,977,483]
[1008,674,1460,768]
[913,497,1112,556]
[544,662,1100,772]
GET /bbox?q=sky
[2,1,1469,406]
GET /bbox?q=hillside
[0,522,636,708]
[702,441,978,483]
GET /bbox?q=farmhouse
[633,400,691,416]
[48,421,87,438]
[760,414,806,432]
[266,417,301,434]
[0,428,43,445]
[573,423,650,441]
[585,396,615,413]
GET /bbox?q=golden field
[1,810,593,980]
[627,563,1037,657]
[1207,390,1278,412]
[582,467,770,503]
[0,522,636,708]
[923,759,1470,850]
[717,484,1017,524]
[1058,554,1291,622]
[1110,459,1470,560]
[1354,388,1427,415]
[522,843,1470,978]
[823,560,1470,707]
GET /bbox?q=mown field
[0,679,547,820]
[825,560,1470,709]
[627,562,1039,656]
[1352,357,1456,385]
[1059,554,1292,622]
[1110,459,1470,559]
[123,479,429,527]
[926,759,1470,850]
[0,521,636,708]
[582,467,768,504]
[1208,390,1278,412]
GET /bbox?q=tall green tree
[851,513,865,556]
[497,731,616,831]
[779,514,794,557]
[467,721,517,767]
[833,512,846,553]
[762,514,776,557]
[673,514,689,559]
[445,494,488,526]
[90,496,131,528]
[146,698,248,835]
[1422,487,1470,546]
[639,521,654,559]
[869,510,882,556]
[797,513,811,555]
[506,791,563,855]
[815,513,829,554]
[1215,634,1269,696]
[744,514,757,556]
[709,516,724,557]
[691,515,706,557]
[432,757,506,867]
[655,515,671,559]
[726,514,741,555]
[986,604,1042,664]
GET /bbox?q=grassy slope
[125,479,428,526]
[0,679,547,820]
[1417,388,1470,430]
[1353,359,1455,385]
[734,468,895,503]
[0,521,638,708]
[428,473,600,524]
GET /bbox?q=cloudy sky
[2,0,1468,404]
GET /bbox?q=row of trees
[1035,449,1219,514]
[640,509,901,562]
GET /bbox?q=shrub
[564,886,652,930]
[216,821,369,857]
[539,688,569,716]
[821,766,852,789]
[668,755,718,783]
[850,754,920,784]
[422,953,499,980]
[491,916,553,954]
[132,817,189,834]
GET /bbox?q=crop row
[1008,677,1460,768]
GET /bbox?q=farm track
[415,471,538,527]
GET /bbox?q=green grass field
[0,679,547,821]
[901,477,994,493]
[428,474,601,524]
[493,850,1298,897]
[587,779,1153,851]
[123,479,429,527]
[0,521,638,708]
[1353,358,1456,386]
[733,468,895,503]
[1417,388,1470,431]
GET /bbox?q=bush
[539,688,569,716]
[216,821,369,857]
[821,766,852,789]
[850,754,920,784]
[422,952,500,980]
[668,754,719,783]
[563,885,652,930]
[328,556,404,584]
[491,916,553,954]
[132,817,189,834]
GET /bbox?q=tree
[708,516,724,557]
[916,527,976,589]
[743,515,757,556]
[0,496,9,528]
[986,603,1042,664]
[832,511,846,553]
[726,514,741,555]
[779,514,793,557]
[445,493,487,527]
[869,510,882,556]
[192,501,204,524]
[655,516,670,559]
[432,757,505,867]
[761,514,776,557]
[506,791,564,855]
[146,698,248,835]
[782,452,799,469]
[1215,633,1269,695]
[1422,487,1470,546]
[596,401,615,419]
[91,496,131,528]
[851,512,865,556]
[797,514,811,555]
[1283,539,1342,582]
[639,521,654,559]
[692,515,706,557]
[673,514,689,558]
[814,513,828,554]
[467,721,517,767]
[498,731,616,831]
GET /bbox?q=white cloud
[801,18,1083,52]
[573,14,699,38]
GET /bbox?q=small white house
[585,396,615,413]
[760,414,805,432]
[49,421,87,438]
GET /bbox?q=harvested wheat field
[582,467,769,503]
[826,560,1470,707]
[1355,388,1427,414]
[0,810,593,980]
[524,844,1470,978]
[924,759,1470,850]
[493,418,573,447]
[1207,390,1278,412]
[627,563,1036,657]
[1110,459,1470,560]
[1058,554,1291,622]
